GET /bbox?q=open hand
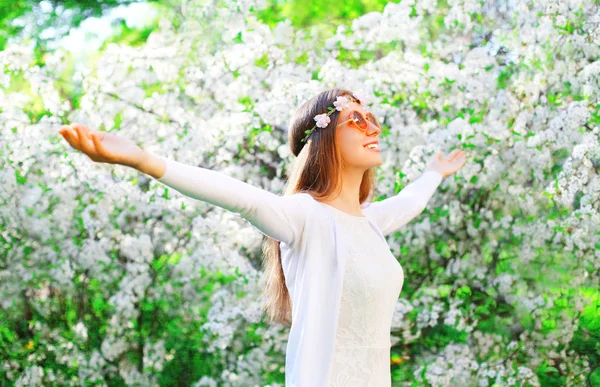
[58,123,146,168]
[426,149,467,178]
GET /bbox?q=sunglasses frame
[336,110,381,132]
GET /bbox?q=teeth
[365,144,378,149]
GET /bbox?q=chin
[367,158,383,168]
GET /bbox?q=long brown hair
[259,88,378,327]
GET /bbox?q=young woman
[58,88,467,386]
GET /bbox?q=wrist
[134,152,166,180]
[423,167,444,178]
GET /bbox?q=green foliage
[254,54,270,69]
[0,0,29,49]
[336,41,400,69]
[101,19,159,49]
[497,62,518,89]
[0,0,162,62]
[3,0,599,385]
[257,0,400,30]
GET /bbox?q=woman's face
[335,100,383,170]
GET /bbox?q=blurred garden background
[1,0,599,385]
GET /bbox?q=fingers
[91,130,105,140]
[449,149,465,161]
[72,124,96,155]
[59,125,81,149]
[58,124,98,158]
[453,152,467,168]
[90,132,106,156]
[73,123,90,141]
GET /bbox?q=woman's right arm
[58,123,306,246]
[140,153,306,246]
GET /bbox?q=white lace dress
[321,204,404,387]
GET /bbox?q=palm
[58,123,145,167]
[426,149,467,178]
[92,132,140,161]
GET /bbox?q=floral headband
[301,92,366,144]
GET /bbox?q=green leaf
[456,286,471,299]
[15,169,27,185]
[254,54,269,69]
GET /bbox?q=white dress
[152,156,443,386]
[319,203,404,387]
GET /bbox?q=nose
[366,120,381,136]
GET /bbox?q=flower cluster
[3,0,599,385]
[301,93,364,144]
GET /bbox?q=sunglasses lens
[352,112,368,130]
[367,113,380,128]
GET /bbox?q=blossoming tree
[1,0,599,385]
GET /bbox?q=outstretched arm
[142,154,305,246]
[362,150,467,236]
[362,170,443,236]
[57,123,305,246]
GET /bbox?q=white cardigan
[152,156,444,386]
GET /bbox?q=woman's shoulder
[283,192,324,221]
[291,192,314,200]
[284,192,317,205]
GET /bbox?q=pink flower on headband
[314,113,331,128]
[333,96,351,111]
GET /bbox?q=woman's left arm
[362,150,467,236]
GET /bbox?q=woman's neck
[319,167,366,216]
